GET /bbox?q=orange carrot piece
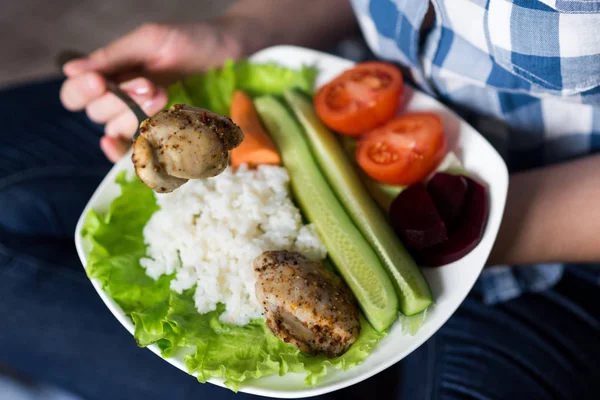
[230,90,281,168]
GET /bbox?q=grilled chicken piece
[132,104,244,193]
[254,250,361,357]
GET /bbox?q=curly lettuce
[82,59,384,392]
[82,173,384,391]
[166,60,318,116]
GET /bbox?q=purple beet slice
[414,176,488,267]
[427,173,469,231]
[389,183,448,250]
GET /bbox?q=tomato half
[314,62,403,136]
[356,113,447,185]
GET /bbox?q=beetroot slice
[427,173,469,231]
[415,176,488,267]
[389,183,447,250]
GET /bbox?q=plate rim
[74,44,509,398]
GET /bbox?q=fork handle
[57,50,149,125]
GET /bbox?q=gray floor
[0,0,231,87]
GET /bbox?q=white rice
[139,165,327,326]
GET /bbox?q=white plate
[75,45,509,398]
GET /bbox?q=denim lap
[0,79,599,400]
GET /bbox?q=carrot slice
[230,90,281,168]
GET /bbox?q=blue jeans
[0,79,599,400]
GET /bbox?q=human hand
[60,20,251,162]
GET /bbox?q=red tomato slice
[356,113,447,185]
[314,62,403,136]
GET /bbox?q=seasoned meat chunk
[254,250,360,357]
[132,104,243,193]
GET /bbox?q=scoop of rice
[140,165,327,326]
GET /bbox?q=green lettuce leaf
[166,81,193,108]
[235,62,317,97]
[83,173,171,314]
[83,174,385,391]
[166,60,317,116]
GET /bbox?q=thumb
[65,23,171,76]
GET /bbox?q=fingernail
[142,97,157,110]
[85,74,102,92]
[122,79,151,96]
[141,90,167,112]
[105,129,120,138]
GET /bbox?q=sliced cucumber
[339,135,404,212]
[363,180,404,213]
[254,96,398,331]
[284,90,432,316]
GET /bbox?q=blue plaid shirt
[349,0,600,304]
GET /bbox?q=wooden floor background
[0,0,232,87]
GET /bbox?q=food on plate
[342,133,465,212]
[139,164,327,325]
[414,176,488,267]
[85,167,384,392]
[86,61,405,391]
[167,60,318,117]
[285,90,432,316]
[254,95,399,332]
[132,133,187,193]
[314,62,403,136]
[230,90,280,168]
[362,179,404,212]
[361,152,466,213]
[132,104,244,193]
[81,57,499,391]
[389,184,447,250]
[427,173,468,230]
[398,311,427,336]
[340,135,405,210]
[254,250,360,357]
[356,112,447,186]
[388,171,489,267]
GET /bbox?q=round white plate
[74,45,508,398]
